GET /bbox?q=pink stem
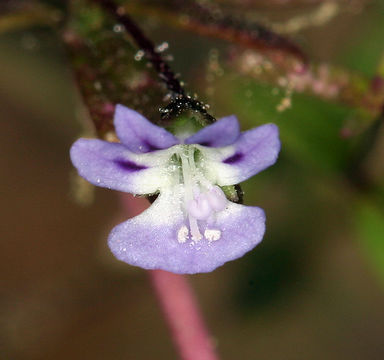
[149,270,219,360]
[120,194,220,360]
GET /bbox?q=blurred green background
[1,1,384,359]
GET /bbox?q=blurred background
[1,0,384,359]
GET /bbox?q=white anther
[204,229,221,242]
[206,186,227,212]
[177,225,189,243]
[187,194,213,220]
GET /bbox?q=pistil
[180,149,202,241]
[179,146,227,243]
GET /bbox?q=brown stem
[124,0,307,69]
[174,0,308,64]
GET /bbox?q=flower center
[177,146,227,243]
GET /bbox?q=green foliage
[338,4,384,75]
[356,202,384,284]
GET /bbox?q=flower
[70,104,280,274]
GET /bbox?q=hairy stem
[92,0,185,97]
[91,0,216,123]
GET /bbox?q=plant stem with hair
[92,0,216,124]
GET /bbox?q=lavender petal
[114,104,179,153]
[185,115,240,147]
[70,138,168,194]
[108,190,266,274]
[205,123,280,185]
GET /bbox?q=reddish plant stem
[149,270,219,360]
[173,0,308,65]
[121,194,219,360]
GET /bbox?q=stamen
[180,152,193,203]
[189,218,202,241]
[177,225,189,243]
[204,229,221,242]
[188,146,197,172]
[180,149,203,241]
[179,147,227,244]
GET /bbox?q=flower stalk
[149,270,219,360]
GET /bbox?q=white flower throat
[174,146,227,243]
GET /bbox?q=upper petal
[185,115,240,147]
[70,138,173,195]
[203,123,280,186]
[114,104,179,153]
[108,189,266,274]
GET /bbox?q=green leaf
[337,4,384,75]
[355,201,384,284]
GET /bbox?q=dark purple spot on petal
[224,152,243,164]
[114,159,147,171]
[197,141,211,147]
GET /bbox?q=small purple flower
[70,104,280,274]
